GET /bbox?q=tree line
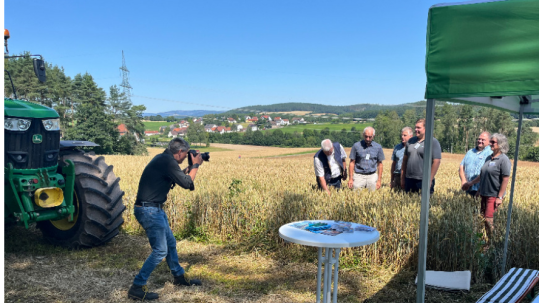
[373,105,538,161]
[4,53,147,155]
[204,104,539,161]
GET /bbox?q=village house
[177,127,188,137]
[227,117,237,123]
[215,126,226,134]
[292,117,305,124]
[168,128,180,138]
[260,115,272,121]
[118,124,128,136]
[178,120,189,128]
[248,124,258,131]
[281,119,290,125]
[168,127,189,138]
[144,131,159,136]
[204,124,217,132]
[117,123,141,141]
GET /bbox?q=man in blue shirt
[459,132,492,196]
[390,127,413,190]
[348,127,385,191]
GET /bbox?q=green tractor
[4,29,126,248]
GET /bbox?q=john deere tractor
[4,29,126,248]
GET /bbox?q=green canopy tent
[418,0,539,301]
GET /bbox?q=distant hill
[224,101,429,118]
[143,110,224,118]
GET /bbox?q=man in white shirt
[314,139,347,195]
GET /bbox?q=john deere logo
[32,134,43,144]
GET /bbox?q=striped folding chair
[476,268,539,303]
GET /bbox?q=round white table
[279,220,380,303]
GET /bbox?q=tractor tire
[38,150,126,248]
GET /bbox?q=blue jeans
[133,206,185,286]
[404,178,435,195]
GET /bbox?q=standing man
[348,127,385,191]
[390,127,413,190]
[459,132,492,197]
[314,139,347,194]
[128,138,203,301]
[400,119,442,194]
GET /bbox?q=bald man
[348,127,385,191]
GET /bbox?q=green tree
[373,111,402,148]
[458,105,475,152]
[187,122,206,147]
[401,109,417,128]
[439,103,458,153]
[107,85,131,122]
[65,73,117,154]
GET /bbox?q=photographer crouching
[128,138,208,301]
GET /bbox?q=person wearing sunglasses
[463,133,511,237]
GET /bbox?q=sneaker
[173,274,202,286]
[128,284,159,301]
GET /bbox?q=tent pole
[501,104,523,275]
[416,98,436,303]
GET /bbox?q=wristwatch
[497,196,503,200]
[191,163,200,169]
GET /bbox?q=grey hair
[491,133,509,154]
[321,139,333,152]
[168,138,190,154]
[363,126,375,136]
[402,127,413,135]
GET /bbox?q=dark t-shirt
[404,136,442,180]
[479,154,511,197]
[135,149,194,204]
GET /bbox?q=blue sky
[5,0,447,113]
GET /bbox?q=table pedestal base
[316,247,341,303]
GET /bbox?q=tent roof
[425,0,539,113]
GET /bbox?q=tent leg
[501,104,524,275]
[416,98,436,303]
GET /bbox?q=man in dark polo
[400,118,442,194]
[314,139,347,195]
[128,138,203,301]
[348,127,385,191]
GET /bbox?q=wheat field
[106,144,539,282]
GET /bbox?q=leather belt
[358,171,376,175]
[135,202,164,209]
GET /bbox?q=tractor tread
[38,151,125,249]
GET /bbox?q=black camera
[188,150,210,166]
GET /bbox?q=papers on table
[290,220,376,236]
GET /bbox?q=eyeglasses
[490,140,498,144]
